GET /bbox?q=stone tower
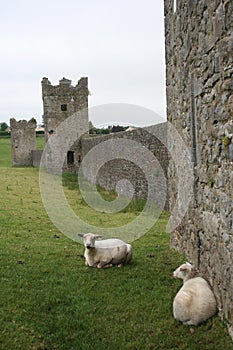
[42,77,89,142]
[164,0,233,337]
[10,118,37,166]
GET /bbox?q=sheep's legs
[97,262,113,268]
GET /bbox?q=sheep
[78,233,132,268]
[173,262,217,326]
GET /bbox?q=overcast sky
[0,0,166,127]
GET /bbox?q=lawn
[0,136,12,167]
[0,138,232,349]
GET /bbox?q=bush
[0,131,10,138]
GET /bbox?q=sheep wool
[173,262,217,326]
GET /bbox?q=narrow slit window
[67,151,74,165]
[61,104,67,111]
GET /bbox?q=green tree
[0,122,9,131]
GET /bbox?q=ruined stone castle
[10,76,169,205]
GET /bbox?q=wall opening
[67,151,74,165]
[61,104,67,111]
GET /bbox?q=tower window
[61,104,67,111]
[67,151,74,165]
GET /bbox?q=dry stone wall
[164,0,233,336]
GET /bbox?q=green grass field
[0,137,12,167]
[0,138,232,349]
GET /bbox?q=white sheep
[173,262,217,326]
[78,233,132,268]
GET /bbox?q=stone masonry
[164,0,233,337]
[10,118,36,166]
[40,78,169,206]
[42,77,89,142]
[76,124,169,210]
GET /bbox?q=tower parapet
[42,77,89,142]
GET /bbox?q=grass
[0,138,232,349]
[0,137,12,167]
[36,136,45,150]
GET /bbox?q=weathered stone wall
[40,77,89,172]
[164,0,233,336]
[10,118,36,166]
[68,124,169,209]
[32,150,43,167]
[42,77,89,142]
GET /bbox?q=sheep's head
[173,262,194,282]
[78,233,102,249]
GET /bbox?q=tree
[89,121,94,131]
[111,125,125,133]
[0,122,9,132]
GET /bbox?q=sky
[0,0,166,127]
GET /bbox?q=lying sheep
[173,262,217,326]
[78,233,132,268]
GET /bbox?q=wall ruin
[10,118,36,166]
[164,0,233,336]
[41,77,89,142]
[75,124,169,209]
[40,79,169,206]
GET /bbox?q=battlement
[41,77,89,141]
[41,77,88,92]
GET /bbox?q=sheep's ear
[94,235,102,240]
[180,264,188,271]
[78,233,84,238]
[186,262,193,268]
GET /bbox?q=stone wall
[10,118,36,166]
[32,150,43,167]
[77,125,168,209]
[35,77,89,173]
[164,0,233,336]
